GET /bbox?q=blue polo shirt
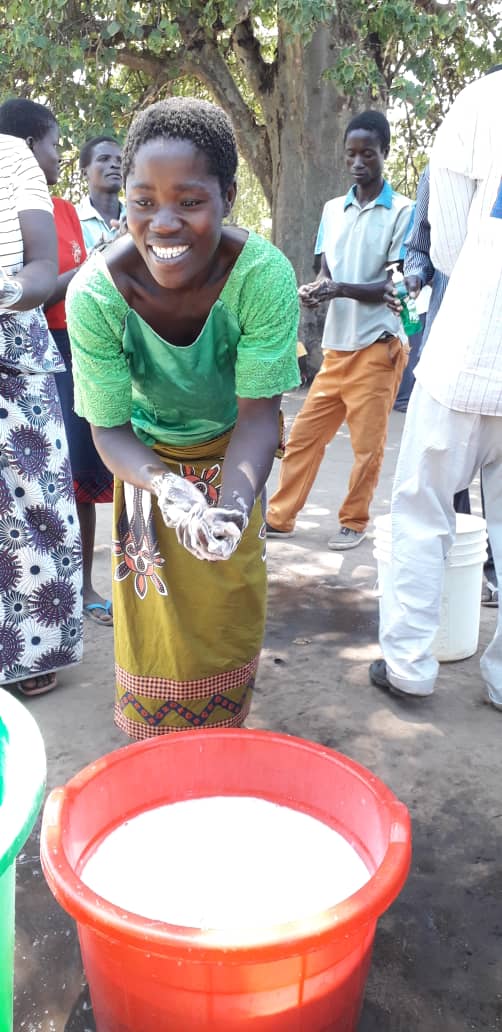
[76,195,126,252]
[315,180,414,350]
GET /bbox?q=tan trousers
[267,338,408,533]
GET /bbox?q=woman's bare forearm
[91,423,166,490]
[219,396,281,515]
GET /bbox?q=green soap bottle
[387,263,422,336]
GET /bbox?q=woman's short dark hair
[122,98,238,194]
[0,98,57,142]
[79,136,120,171]
[344,110,391,152]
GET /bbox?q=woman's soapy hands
[151,472,248,561]
[177,506,248,562]
[151,471,208,528]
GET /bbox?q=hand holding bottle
[385,264,421,334]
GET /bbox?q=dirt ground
[12,389,502,1032]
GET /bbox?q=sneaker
[328,526,367,550]
[481,581,499,607]
[265,522,294,538]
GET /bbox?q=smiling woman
[66,97,300,738]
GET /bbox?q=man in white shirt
[370,70,502,712]
[77,136,124,252]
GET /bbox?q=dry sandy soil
[12,392,502,1032]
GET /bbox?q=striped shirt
[415,71,502,415]
[403,165,448,350]
[0,134,53,275]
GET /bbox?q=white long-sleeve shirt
[415,70,502,416]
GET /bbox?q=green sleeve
[66,254,132,427]
[231,238,301,398]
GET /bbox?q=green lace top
[66,230,300,446]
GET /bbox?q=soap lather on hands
[151,471,248,562]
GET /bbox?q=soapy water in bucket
[81,796,370,931]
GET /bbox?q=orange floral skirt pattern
[112,432,267,738]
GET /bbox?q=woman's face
[125,137,236,290]
[32,124,60,186]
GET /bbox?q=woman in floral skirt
[0,109,83,696]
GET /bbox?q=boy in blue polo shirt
[267,111,413,550]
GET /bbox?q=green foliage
[0,0,499,215]
[232,159,271,237]
[322,0,500,193]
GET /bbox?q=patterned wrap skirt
[112,431,267,738]
[0,310,83,684]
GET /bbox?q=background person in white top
[76,136,124,252]
[370,69,502,713]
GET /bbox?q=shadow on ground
[14,571,502,1031]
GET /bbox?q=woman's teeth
[151,244,190,260]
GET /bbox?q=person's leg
[478,431,502,708]
[480,468,497,588]
[338,337,408,532]
[78,501,113,624]
[378,383,482,694]
[266,353,347,532]
[453,489,471,514]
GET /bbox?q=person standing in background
[266,111,413,551]
[0,112,83,695]
[388,162,498,604]
[370,69,502,711]
[390,164,471,519]
[0,99,114,627]
[77,136,124,252]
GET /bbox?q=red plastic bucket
[40,730,411,1031]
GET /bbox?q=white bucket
[373,513,487,662]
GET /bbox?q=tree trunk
[267,24,375,372]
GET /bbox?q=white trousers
[379,382,502,705]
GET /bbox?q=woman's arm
[218,395,282,516]
[44,267,80,310]
[11,211,58,311]
[91,422,167,490]
[91,395,281,513]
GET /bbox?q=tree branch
[190,36,272,202]
[230,17,276,105]
[84,27,273,204]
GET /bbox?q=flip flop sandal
[15,672,57,697]
[83,600,113,626]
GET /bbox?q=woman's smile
[149,243,191,263]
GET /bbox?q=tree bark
[263,22,387,367]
